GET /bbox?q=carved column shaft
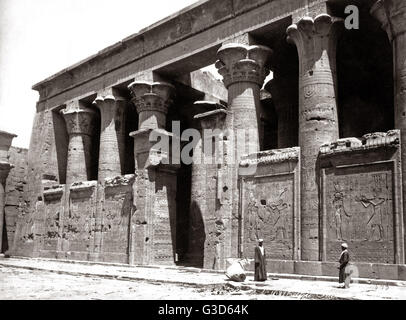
[62,101,97,185]
[371,0,406,263]
[216,43,272,264]
[187,102,226,268]
[287,14,342,260]
[128,81,178,265]
[93,93,127,182]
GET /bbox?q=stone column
[0,131,16,254]
[215,42,271,264]
[187,101,226,268]
[128,81,179,265]
[216,44,272,154]
[265,76,298,148]
[61,101,97,185]
[287,14,342,260]
[371,0,406,263]
[93,91,127,182]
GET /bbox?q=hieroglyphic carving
[103,186,132,261]
[62,182,97,254]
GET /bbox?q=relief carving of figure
[247,191,260,241]
[267,188,289,241]
[356,191,386,242]
[331,183,352,241]
[247,187,290,243]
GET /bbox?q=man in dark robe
[254,239,267,281]
[338,242,350,288]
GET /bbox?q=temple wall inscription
[240,148,300,261]
[62,182,97,259]
[102,175,134,263]
[323,164,394,263]
[243,175,294,260]
[320,131,404,264]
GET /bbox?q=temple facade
[2,0,406,280]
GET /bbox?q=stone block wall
[3,147,28,253]
[239,148,301,262]
[319,130,404,264]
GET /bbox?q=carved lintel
[215,43,272,88]
[69,181,97,199]
[239,147,300,167]
[192,101,226,118]
[43,186,64,202]
[104,174,135,188]
[194,108,228,131]
[319,130,400,156]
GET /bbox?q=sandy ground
[0,266,299,300]
[1,258,405,300]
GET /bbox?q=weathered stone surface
[7,0,406,282]
[61,101,98,185]
[319,130,404,264]
[240,147,301,262]
[287,14,342,261]
[187,104,227,269]
[93,91,128,181]
[0,133,18,254]
[128,81,175,130]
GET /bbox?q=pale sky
[0,0,199,148]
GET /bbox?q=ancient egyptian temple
[2,0,406,280]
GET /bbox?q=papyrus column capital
[61,101,97,137]
[128,81,175,130]
[287,14,343,75]
[215,43,272,88]
[371,0,406,42]
[93,93,127,114]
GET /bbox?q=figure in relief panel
[268,188,289,241]
[331,183,352,241]
[356,192,386,242]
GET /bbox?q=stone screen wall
[63,182,97,260]
[102,178,133,263]
[240,148,300,261]
[242,175,295,260]
[323,163,394,263]
[320,131,403,264]
[41,187,64,256]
